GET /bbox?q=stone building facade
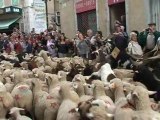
[57,0,160,39]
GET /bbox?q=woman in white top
[127,32,143,56]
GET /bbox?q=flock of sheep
[0,50,159,120]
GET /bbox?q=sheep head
[9,107,24,114]
[127,86,156,110]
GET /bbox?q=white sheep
[9,107,32,120]
[127,86,160,119]
[11,83,33,118]
[0,91,14,119]
[92,80,115,114]
[31,78,49,120]
[57,71,68,82]
[109,78,134,120]
[56,81,80,120]
[72,81,93,102]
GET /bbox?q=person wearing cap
[139,23,160,53]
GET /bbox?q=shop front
[108,0,126,32]
[0,6,22,34]
[76,0,97,35]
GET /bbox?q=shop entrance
[109,2,126,33]
[77,10,97,35]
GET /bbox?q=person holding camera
[139,23,160,53]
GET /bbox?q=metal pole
[45,0,49,29]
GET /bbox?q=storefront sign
[4,6,22,14]
[76,0,96,13]
[108,0,125,5]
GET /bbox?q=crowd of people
[0,22,160,63]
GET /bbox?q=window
[150,0,160,31]
[0,0,4,8]
[12,0,19,6]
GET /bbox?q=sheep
[127,86,160,119]
[44,96,60,120]
[44,66,52,73]
[34,69,46,81]
[87,100,113,120]
[61,61,72,72]
[0,81,6,92]
[3,77,14,92]
[45,73,62,102]
[91,63,116,83]
[2,69,13,79]
[92,80,115,114]
[133,65,160,101]
[72,74,87,84]
[109,78,134,120]
[72,81,93,102]
[56,81,80,120]
[31,78,49,120]
[57,71,68,82]
[0,91,14,119]
[113,69,134,80]
[11,83,33,119]
[9,107,31,120]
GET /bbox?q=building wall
[97,0,108,37]
[3,0,22,7]
[47,0,55,25]
[126,0,148,33]
[59,0,77,39]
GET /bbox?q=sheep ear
[10,74,15,79]
[109,83,116,89]
[86,113,94,118]
[72,83,78,89]
[148,91,157,95]
[85,76,90,80]
[106,113,114,117]
[132,91,139,98]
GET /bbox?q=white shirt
[128,41,143,56]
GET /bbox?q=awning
[0,17,20,29]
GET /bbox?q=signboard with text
[4,6,22,14]
[76,0,96,13]
[34,0,47,33]
[108,0,125,5]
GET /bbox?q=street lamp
[42,0,51,29]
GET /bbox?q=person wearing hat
[139,23,160,53]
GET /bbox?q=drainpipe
[125,0,129,34]
[96,0,99,31]
[74,0,78,32]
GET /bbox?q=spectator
[77,33,90,59]
[95,31,103,49]
[14,39,23,54]
[127,32,143,56]
[57,34,68,58]
[26,40,33,54]
[139,23,160,53]
[47,35,57,57]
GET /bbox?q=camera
[145,28,151,32]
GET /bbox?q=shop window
[12,0,19,6]
[77,10,97,35]
[0,0,4,8]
